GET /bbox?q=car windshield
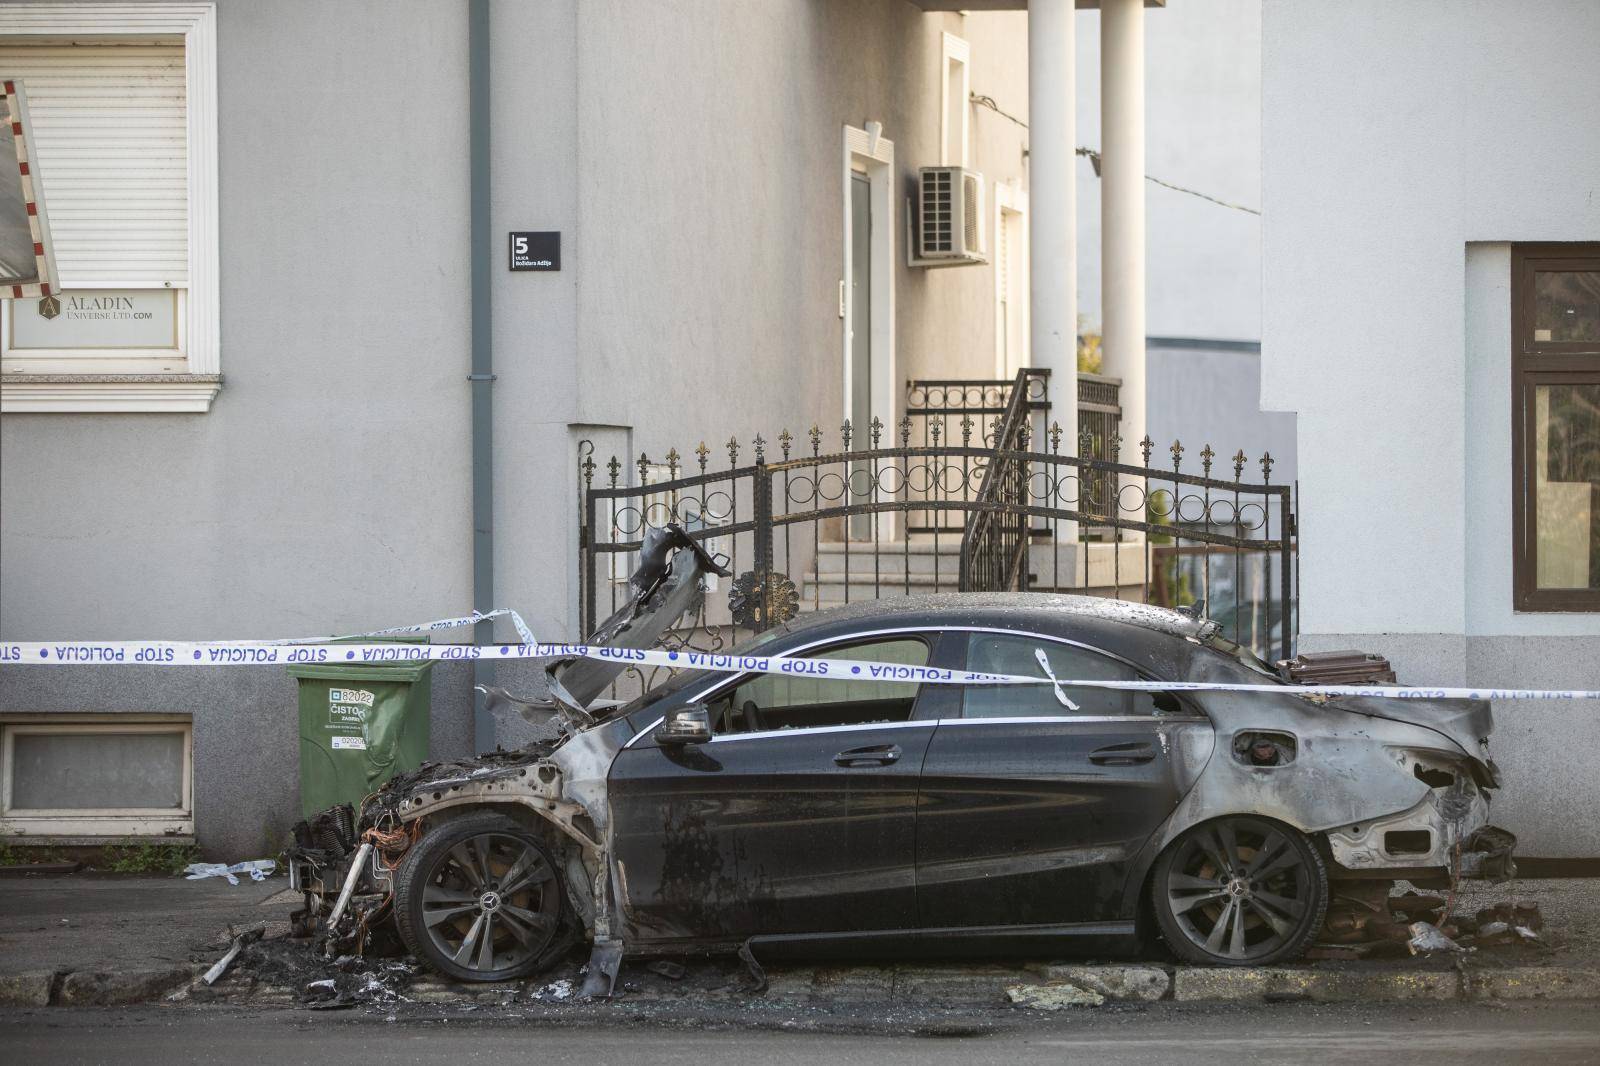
[1197,626,1283,681]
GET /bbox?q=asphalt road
[3,1001,1597,1066]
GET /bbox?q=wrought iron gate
[579,370,1296,697]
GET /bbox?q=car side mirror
[655,705,712,746]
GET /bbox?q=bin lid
[286,660,433,682]
[286,633,434,682]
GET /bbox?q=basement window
[0,719,194,838]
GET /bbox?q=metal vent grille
[920,167,954,256]
[962,172,980,253]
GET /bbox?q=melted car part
[1276,649,1396,685]
[580,939,623,999]
[547,523,730,716]
[476,683,563,732]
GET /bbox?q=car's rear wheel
[394,812,568,982]
[1151,816,1327,966]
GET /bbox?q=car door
[608,632,951,947]
[915,630,1201,931]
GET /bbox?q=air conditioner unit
[911,166,987,267]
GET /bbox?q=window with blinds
[0,39,187,370]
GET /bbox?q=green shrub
[103,842,202,875]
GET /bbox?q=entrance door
[849,172,873,539]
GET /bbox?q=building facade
[1261,0,1600,857]
[2,0,1324,865]
[0,0,1036,858]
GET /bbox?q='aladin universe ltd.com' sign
[10,288,178,349]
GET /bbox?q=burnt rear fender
[1116,696,1470,917]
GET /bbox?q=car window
[709,638,929,734]
[961,633,1182,719]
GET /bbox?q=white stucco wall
[1262,0,1600,857]
[0,1,481,859]
[1261,0,1600,640]
[0,1,476,641]
[572,0,1030,466]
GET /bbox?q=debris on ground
[183,860,276,885]
[207,935,424,1008]
[532,978,576,1002]
[1407,921,1465,956]
[202,924,264,985]
[1005,983,1106,1010]
[646,960,687,980]
[1317,880,1546,958]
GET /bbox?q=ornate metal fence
[578,374,1296,700]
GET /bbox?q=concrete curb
[753,961,1600,1009]
[0,967,197,1008]
[6,961,1598,1009]
[0,972,56,1008]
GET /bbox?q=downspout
[468,0,495,753]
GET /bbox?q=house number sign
[509,231,560,271]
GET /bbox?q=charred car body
[288,528,1514,992]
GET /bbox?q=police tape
[2,616,1597,702]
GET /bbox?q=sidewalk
[0,872,301,1006]
[1,871,1596,1011]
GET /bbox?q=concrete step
[812,540,964,578]
[799,571,961,608]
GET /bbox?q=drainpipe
[468,0,495,753]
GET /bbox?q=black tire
[1150,815,1328,966]
[393,812,569,983]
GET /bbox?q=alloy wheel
[417,830,562,976]
[1155,816,1325,964]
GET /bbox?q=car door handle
[834,744,902,767]
[1089,742,1156,766]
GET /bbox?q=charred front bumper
[285,803,398,946]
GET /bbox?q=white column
[1100,0,1146,468]
[1029,0,1076,473]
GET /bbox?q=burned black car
[289,531,1513,992]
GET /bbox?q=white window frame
[993,181,1029,377]
[1,717,195,838]
[841,123,896,454]
[0,2,220,413]
[940,32,970,168]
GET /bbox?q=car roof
[611,593,1208,721]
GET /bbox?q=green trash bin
[290,657,433,820]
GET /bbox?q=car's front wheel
[1151,816,1327,965]
[393,812,569,982]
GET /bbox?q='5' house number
[509,231,560,271]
